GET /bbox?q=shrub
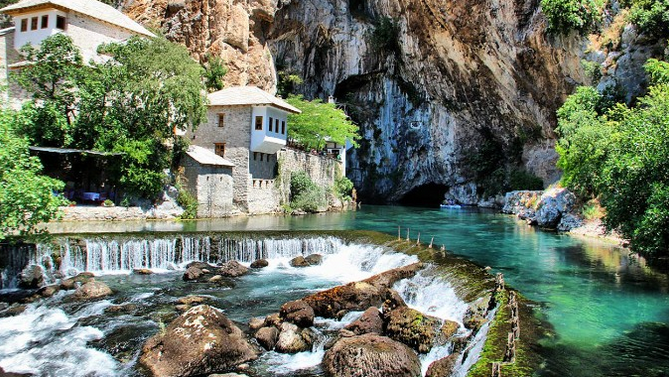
[540,0,604,34]
[628,0,669,39]
[509,170,544,191]
[177,186,198,219]
[290,171,326,212]
[334,176,354,200]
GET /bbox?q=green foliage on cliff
[14,35,207,199]
[203,54,228,92]
[556,59,669,256]
[0,111,68,240]
[285,95,360,150]
[289,171,327,213]
[370,17,401,54]
[540,0,604,34]
[627,0,669,38]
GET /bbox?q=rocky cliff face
[122,0,661,205]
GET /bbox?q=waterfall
[1,235,352,283]
[0,244,33,290]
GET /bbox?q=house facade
[0,0,154,106]
[189,86,302,214]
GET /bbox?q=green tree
[627,0,669,39]
[203,54,228,92]
[15,34,207,199]
[540,0,604,34]
[285,95,360,150]
[0,110,68,240]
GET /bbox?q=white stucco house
[186,86,302,214]
[0,0,154,106]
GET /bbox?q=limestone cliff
[122,0,663,205]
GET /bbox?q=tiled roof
[208,86,301,114]
[186,145,235,167]
[0,0,155,37]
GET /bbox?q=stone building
[0,0,154,107]
[188,86,302,214]
[182,145,235,218]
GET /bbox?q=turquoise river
[43,205,669,376]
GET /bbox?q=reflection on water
[42,205,669,377]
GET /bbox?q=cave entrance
[399,183,449,208]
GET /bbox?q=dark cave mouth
[398,183,449,208]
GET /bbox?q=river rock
[382,289,408,316]
[463,298,489,332]
[279,299,315,327]
[322,334,421,377]
[344,307,384,335]
[0,304,27,318]
[275,322,312,353]
[186,261,214,270]
[425,352,460,377]
[289,256,309,267]
[218,261,249,277]
[304,263,422,319]
[183,266,204,281]
[18,265,46,289]
[535,188,577,228]
[385,306,442,353]
[264,312,282,327]
[248,317,265,331]
[0,366,32,377]
[133,268,153,275]
[250,259,269,268]
[38,284,60,298]
[60,272,95,290]
[255,326,279,350]
[304,254,323,266]
[208,373,249,377]
[439,320,460,341]
[139,305,259,377]
[74,280,113,300]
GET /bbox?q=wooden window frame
[30,17,38,31]
[55,15,66,30]
[217,113,225,128]
[214,143,226,157]
[20,19,27,32]
[255,116,263,131]
[41,15,48,29]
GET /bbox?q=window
[30,17,38,30]
[260,153,264,162]
[275,118,280,133]
[56,15,66,30]
[255,116,263,130]
[41,15,48,29]
[20,19,27,32]
[281,121,286,135]
[214,143,225,157]
[268,117,273,132]
[253,152,258,161]
[217,113,225,128]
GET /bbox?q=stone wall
[275,148,341,206]
[182,155,234,218]
[67,12,136,63]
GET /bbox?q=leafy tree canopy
[14,34,207,199]
[556,59,669,257]
[540,0,604,34]
[627,0,669,39]
[0,110,68,240]
[285,95,360,150]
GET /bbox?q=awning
[29,146,124,156]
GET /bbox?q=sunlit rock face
[125,0,665,204]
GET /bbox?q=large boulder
[385,307,442,353]
[279,299,315,328]
[425,353,460,377]
[289,256,310,267]
[255,326,279,350]
[18,265,46,289]
[304,254,323,266]
[218,260,249,277]
[183,266,204,281]
[74,280,113,300]
[303,263,422,319]
[250,259,269,268]
[534,188,577,228]
[139,305,259,377]
[322,334,422,377]
[60,272,95,290]
[275,322,313,353]
[344,307,384,335]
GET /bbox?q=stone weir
[0,230,550,376]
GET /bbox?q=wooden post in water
[406,228,410,241]
[398,226,401,240]
[416,233,420,246]
[504,332,516,363]
[440,245,445,251]
[429,237,434,248]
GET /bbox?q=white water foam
[0,293,119,377]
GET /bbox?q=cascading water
[0,235,484,377]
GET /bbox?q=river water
[7,205,669,376]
